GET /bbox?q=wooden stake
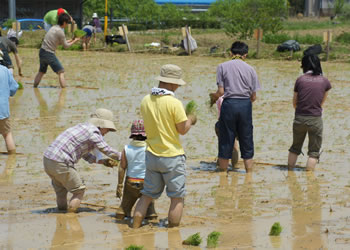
[326,30,330,61]
[122,24,132,52]
[256,28,260,58]
[185,25,191,56]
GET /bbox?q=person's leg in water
[68,189,85,213]
[288,152,298,170]
[2,132,16,154]
[56,190,68,211]
[232,140,239,167]
[58,72,66,88]
[132,194,153,228]
[34,72,45,88]
[168,197,184,227]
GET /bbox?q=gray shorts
[141,151,186,199]
[39,48,64,74]
[289,115,323,158]
[43,157,86,196]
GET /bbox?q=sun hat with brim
[130,119,146,138]
[89,108,116,132]
[92,13,98,18]
[155,64,186,86]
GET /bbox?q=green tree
[209,0,287,39]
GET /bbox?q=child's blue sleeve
[8,71,18,97]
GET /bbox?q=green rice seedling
[185,100,198,115]
[125,245,144,250]
[74,29,87,38]
[17,81,23,89]
[269,222,282,236]
[207,231,221,248]
[182,232,202,246]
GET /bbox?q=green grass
[125,245,144,250]
[207,231,222,248]
[283,19,345,30]
[269,222,283,236]
[336,32,350,44]
[263,33,322,44]
[182,232,202,246]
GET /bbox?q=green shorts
[142,151,186,199]
[289,115,323,159]
[43,157,86,196]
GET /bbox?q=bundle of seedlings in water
[182,232,202,246]
[17,81,23,89]
[269,222,282,236]
[73,29,87,38]
[185,100,198,115]
[207,231,222,248]
[125,245,144,250]
[108,159,120,167]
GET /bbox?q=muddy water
[1,48,350,249]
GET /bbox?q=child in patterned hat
[115,119,157,220]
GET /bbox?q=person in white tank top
[115,120,157,220]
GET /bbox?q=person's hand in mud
[187,114,197,126]
[116,184,123,198]
[98,158,117,168]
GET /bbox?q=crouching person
[116,119,157,220]
[43,108,121,212]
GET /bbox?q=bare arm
[14,53,22,76]
[293,92,298,109]
[176,119,193,135]
[250,92,256,102]
[118,150,127,186]
[321,91,329,107]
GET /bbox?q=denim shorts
[218,98,254,159]
[141,151,186,199]
[83,28,92,37]
[289,115,323,158]
[39,48,64,73]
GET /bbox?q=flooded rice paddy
[1,48,350,249]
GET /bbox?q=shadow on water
[193,161,242,173]
[32,206,100,214]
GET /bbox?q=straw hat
[155,64,186,86]
[92,13,98,18]
[89,108,116,132]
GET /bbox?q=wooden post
[326,30,330,61]
[122,24,132,52]
[185,25,191,56]
[256,28,260,58]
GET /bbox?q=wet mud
[1,49,350,249]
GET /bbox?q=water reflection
[50,214,84,250]
[33,88,66,144]
[214,172,254,248]
[0,155,16,184]
[287,171,325,249]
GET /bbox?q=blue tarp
[155,0,216,5]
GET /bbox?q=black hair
[230,41,248,56]
[9,37,18,45]
[58,13,71,26]
[301,54,323,75]
[130,134,147,141]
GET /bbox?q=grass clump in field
[74,29,87,38]
[269,222,283,236]
[207,231,221,248]
[17,81,23,89]
[125,245,144,250]
[182,232,202,246]
[336,32,350,44]
[185,100,198,115]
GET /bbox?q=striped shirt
[44,122,121,166]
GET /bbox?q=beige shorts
[43,157,86,196]
[0,118,11,135]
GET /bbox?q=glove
[116,184,123,198]
[187,114,197,126]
